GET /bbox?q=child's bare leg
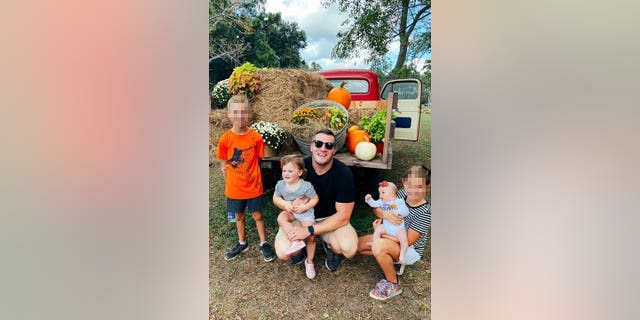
[235,211,246,242]
[251,211,267,243]
[397,229,409,265]
[373,223,387,241]
[301,221,315,263]
[277,211,296,233]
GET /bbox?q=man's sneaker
[321,240,343,272]
[285,240,306,255]
[394,262,406,275]
[224,242,248,261]
[260,242,276,262]
[369,279,403,301]
[290,250,307,265]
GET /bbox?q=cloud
[264,0,368,69]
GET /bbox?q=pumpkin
[327,81,352,109]
[355,141,377,161]
[347,129,370,154]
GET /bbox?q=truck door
[380,79,422,141]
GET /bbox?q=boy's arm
[219,159,227,177]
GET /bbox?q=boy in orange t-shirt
[217,94,276,262]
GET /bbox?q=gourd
[327,81,352,109]
[355,141,377,161]
[347,129,370,154]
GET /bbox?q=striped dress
[397,189,431,257]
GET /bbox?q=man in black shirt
[273,129,357,272]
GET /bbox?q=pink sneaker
[286,240,306,255]
[305,260,316,279]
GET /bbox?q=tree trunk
[392,0,410,77]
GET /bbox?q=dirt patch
[209,236,431,320]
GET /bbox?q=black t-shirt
[304,157,355,219]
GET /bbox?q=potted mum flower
[250,121,287,156]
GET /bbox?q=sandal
[369,279,402,300]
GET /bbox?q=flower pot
[291,100,349,156]
[264,145,275,157]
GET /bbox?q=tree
[209,2,308,88]
[244,12,307,68]
[209,0,263,64]
[323,0,430,77]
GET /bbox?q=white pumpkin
[355,141,377,161]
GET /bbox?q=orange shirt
[216,129,264,199]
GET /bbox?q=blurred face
[281,162,303,183]
[403,175,428,201]
[227,103,251,128]
[310,133,337,166]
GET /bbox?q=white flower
[250,121,287,149]
[211,79,232,108]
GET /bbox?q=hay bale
[208,68,384,161]
[210,68,333,160]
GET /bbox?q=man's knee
[328,229,358,258]
[274,230,290,261]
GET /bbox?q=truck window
[327,79,370,94]
[381,82,419,100]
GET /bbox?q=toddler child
[274,154,319,279]
[365,181,410,265]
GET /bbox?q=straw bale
[208,68,384,163]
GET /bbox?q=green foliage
[209,3,307,89]
[245,12,307,68]
[228,62,261,99]
[325,106,347,129]
[358,110,396,144]
[323,0,430,74]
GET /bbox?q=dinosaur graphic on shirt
[227,147,252,169]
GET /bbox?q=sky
[264,0,368,69]
[263,0,427,71]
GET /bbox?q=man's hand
[286,225,310,242]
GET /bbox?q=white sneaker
[286,240,306,255]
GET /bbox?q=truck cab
[316,69,422,141]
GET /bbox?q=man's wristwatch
[307,225,315,236]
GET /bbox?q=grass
[210,113,430,319]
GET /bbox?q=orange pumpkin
[347,129,370,154]
[327,81,352,109]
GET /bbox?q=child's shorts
[226,195,264,214]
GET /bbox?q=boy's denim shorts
[226,195,264,214]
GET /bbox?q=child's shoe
[224,242,248,260]
[286,240,306,255]
[305,259,316,279]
